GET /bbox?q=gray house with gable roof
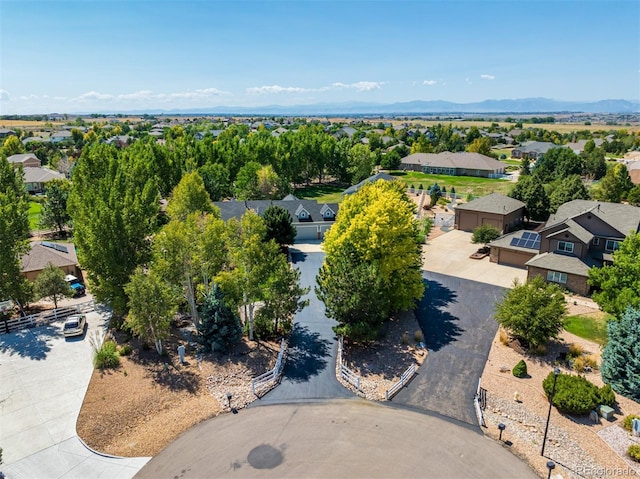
[214,196,338,241]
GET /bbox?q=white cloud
[247,81,383,95]
[480,74,495,80]
[331,81,383,91]
[0,90,9,101]
[70,88,228,103]
[247,85,311,94]
[423,80,437,86]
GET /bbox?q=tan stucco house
[21,241,82,282]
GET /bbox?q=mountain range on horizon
[68,97,640,116]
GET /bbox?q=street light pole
[541,368,560,457]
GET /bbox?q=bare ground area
[339,310,427,400]
[76,325,280,457]
[481,301,640,478]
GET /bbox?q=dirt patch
[339,310,427,400]
[76,327,280,457]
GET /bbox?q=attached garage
[489,230,539,268]
[295,224,320,241]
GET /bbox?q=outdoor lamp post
[546,460,555,479]
[541,367,560,457]
[226,392,232,410]
[498,423,505,441]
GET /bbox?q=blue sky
[1,0,639,114]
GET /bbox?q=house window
[593,238,600,246]
[547,271,567,284]
[557,241,574,253]
[605,239,620,252]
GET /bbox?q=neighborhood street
[392,272,505,425]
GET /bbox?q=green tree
[466,137,493,157]
[2,135,25,156]
[318,181,424,340]
[0,155,32,314]
[316,245,391,341]
[152,212,226,329]
[583,148,607,180]
[39,178,71,235]
[263,205,296,250]
[256,164,290,199]
[258,255,309,337]
[627,185,640,206]
[494,276,567,349]
[547,174,590,213]
[124,268,177,355]
[197,283,242,352]
[33,263,72,309]
[346,143,375,184]
[589,232,640,317]
[68,143,159,314]
[471,224,501,244]
[215,211,279,340]
[594,163,634,203]
[166,171,213,221]
[198,162,231,201]
[509,174,550,222]
[601,306,640,402]
[234,161,262,200]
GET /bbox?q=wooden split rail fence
[251,338,286,396]
[337,336,361,391]
[385,363,417,400]
[0,300,96,335]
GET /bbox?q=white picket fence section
[0,300,96,335]
[337,336,361,391]
[385,363,417,400]
[251,338,286,396]
[473,377,486,427]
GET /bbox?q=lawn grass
[294,183,347,203]
[388,170,513,197]
[28,201,42,230]
[564,311,612,345]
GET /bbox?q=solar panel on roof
[509,232,540,250]
[40,241,68,253]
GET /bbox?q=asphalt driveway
[392,272,505,426]
[255,248,354,405]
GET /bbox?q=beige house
[23,167,65,194]
[454,193,525,234]
[21,242,82,282]
[7,153,41,169]
[399,152,506,178]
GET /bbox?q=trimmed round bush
[629,444,640,462]
[542,373,614,416]
[512,359,528,378]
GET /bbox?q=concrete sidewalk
[0,307,150,478]
[423,229,527,288]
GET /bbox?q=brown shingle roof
[21,242,79,273]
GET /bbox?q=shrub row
[542,372,615,416]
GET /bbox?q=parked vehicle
[63,314,86,337]
[64,275,86,297]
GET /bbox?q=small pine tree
[450,186,456,198]
[197,283,243,353]
[601,306,640,402]
[512,359,527,378]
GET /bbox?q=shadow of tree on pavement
[281,324,330,382]
[416,278,464,352]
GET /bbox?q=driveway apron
[392,272,504,426]
[255,250,354,404]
